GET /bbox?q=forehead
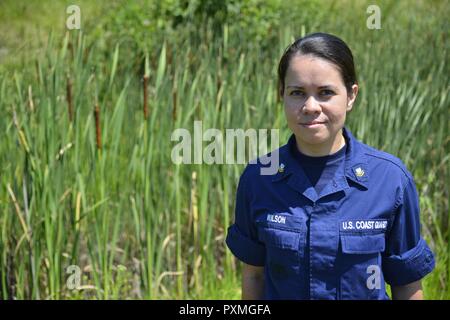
[285,54,343,86]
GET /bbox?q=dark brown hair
[278,32,357,97]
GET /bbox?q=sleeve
[382,172,435,286]
[225,170,266,266]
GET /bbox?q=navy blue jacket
[226,126,435,299]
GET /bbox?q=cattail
[94,103,101,150]
[216,72,222,92]
[83,46,90,64]
[66,76,74,122]
[172,78,177,121]
[35,60,41,85]
[143,74,149,120]
[167,43,172,67]
[68,40,74,60]
[195,100,200,120]
[216,56,222,91]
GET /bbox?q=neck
[296,131,346,157]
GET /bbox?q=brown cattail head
[196,101,201,120]
[94,104,101,150]
[35,60,41,85]
[68,41,74,60]
[216,73,222,92]
[143,75,149,120]
[172,74,177,122]
[66,76,74,122]
[172,86,177,122]
[216,56,222,92]
[83,46,90,64]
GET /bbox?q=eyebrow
[286,85,338,90]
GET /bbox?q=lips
[300,121,327,126]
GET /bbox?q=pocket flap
[258,227,303,251]
[340,232,385,254]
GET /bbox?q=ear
[346,84,359,112]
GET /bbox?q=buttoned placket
[284,156,350,299]
[271,127,370,299]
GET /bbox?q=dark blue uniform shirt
[225,126,435,299]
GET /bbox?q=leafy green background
[0,0,448,299]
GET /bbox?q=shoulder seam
[364,151,410,178]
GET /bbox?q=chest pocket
[256,215,306,270]
[338,231,387,300]
[258,225,304,253]
[256,214,307,298]
[341,232,385,254]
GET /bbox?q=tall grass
[0,0,448,299]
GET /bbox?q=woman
[225,33,435,300]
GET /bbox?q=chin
[298,128,330,143]
[303,136,329,146]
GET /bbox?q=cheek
[283,103,297,121]
[283,97,300,112]
[323,98,348,119]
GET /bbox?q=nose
[301,95,321,115]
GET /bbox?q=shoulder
[358,140,414,186]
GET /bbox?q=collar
[271,126,369,190]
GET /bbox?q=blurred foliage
[0,0,448,300]
[0,0,332,72]
[89,0,328,52]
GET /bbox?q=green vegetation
[0,0,448,299]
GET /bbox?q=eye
[290,90,305,97]
[320,89,335,96]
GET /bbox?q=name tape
[267,214,286,224]
[341,220,387,231]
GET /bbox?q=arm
[391,280,423,300]
[242,262,265,300]
[383,173,435,298]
